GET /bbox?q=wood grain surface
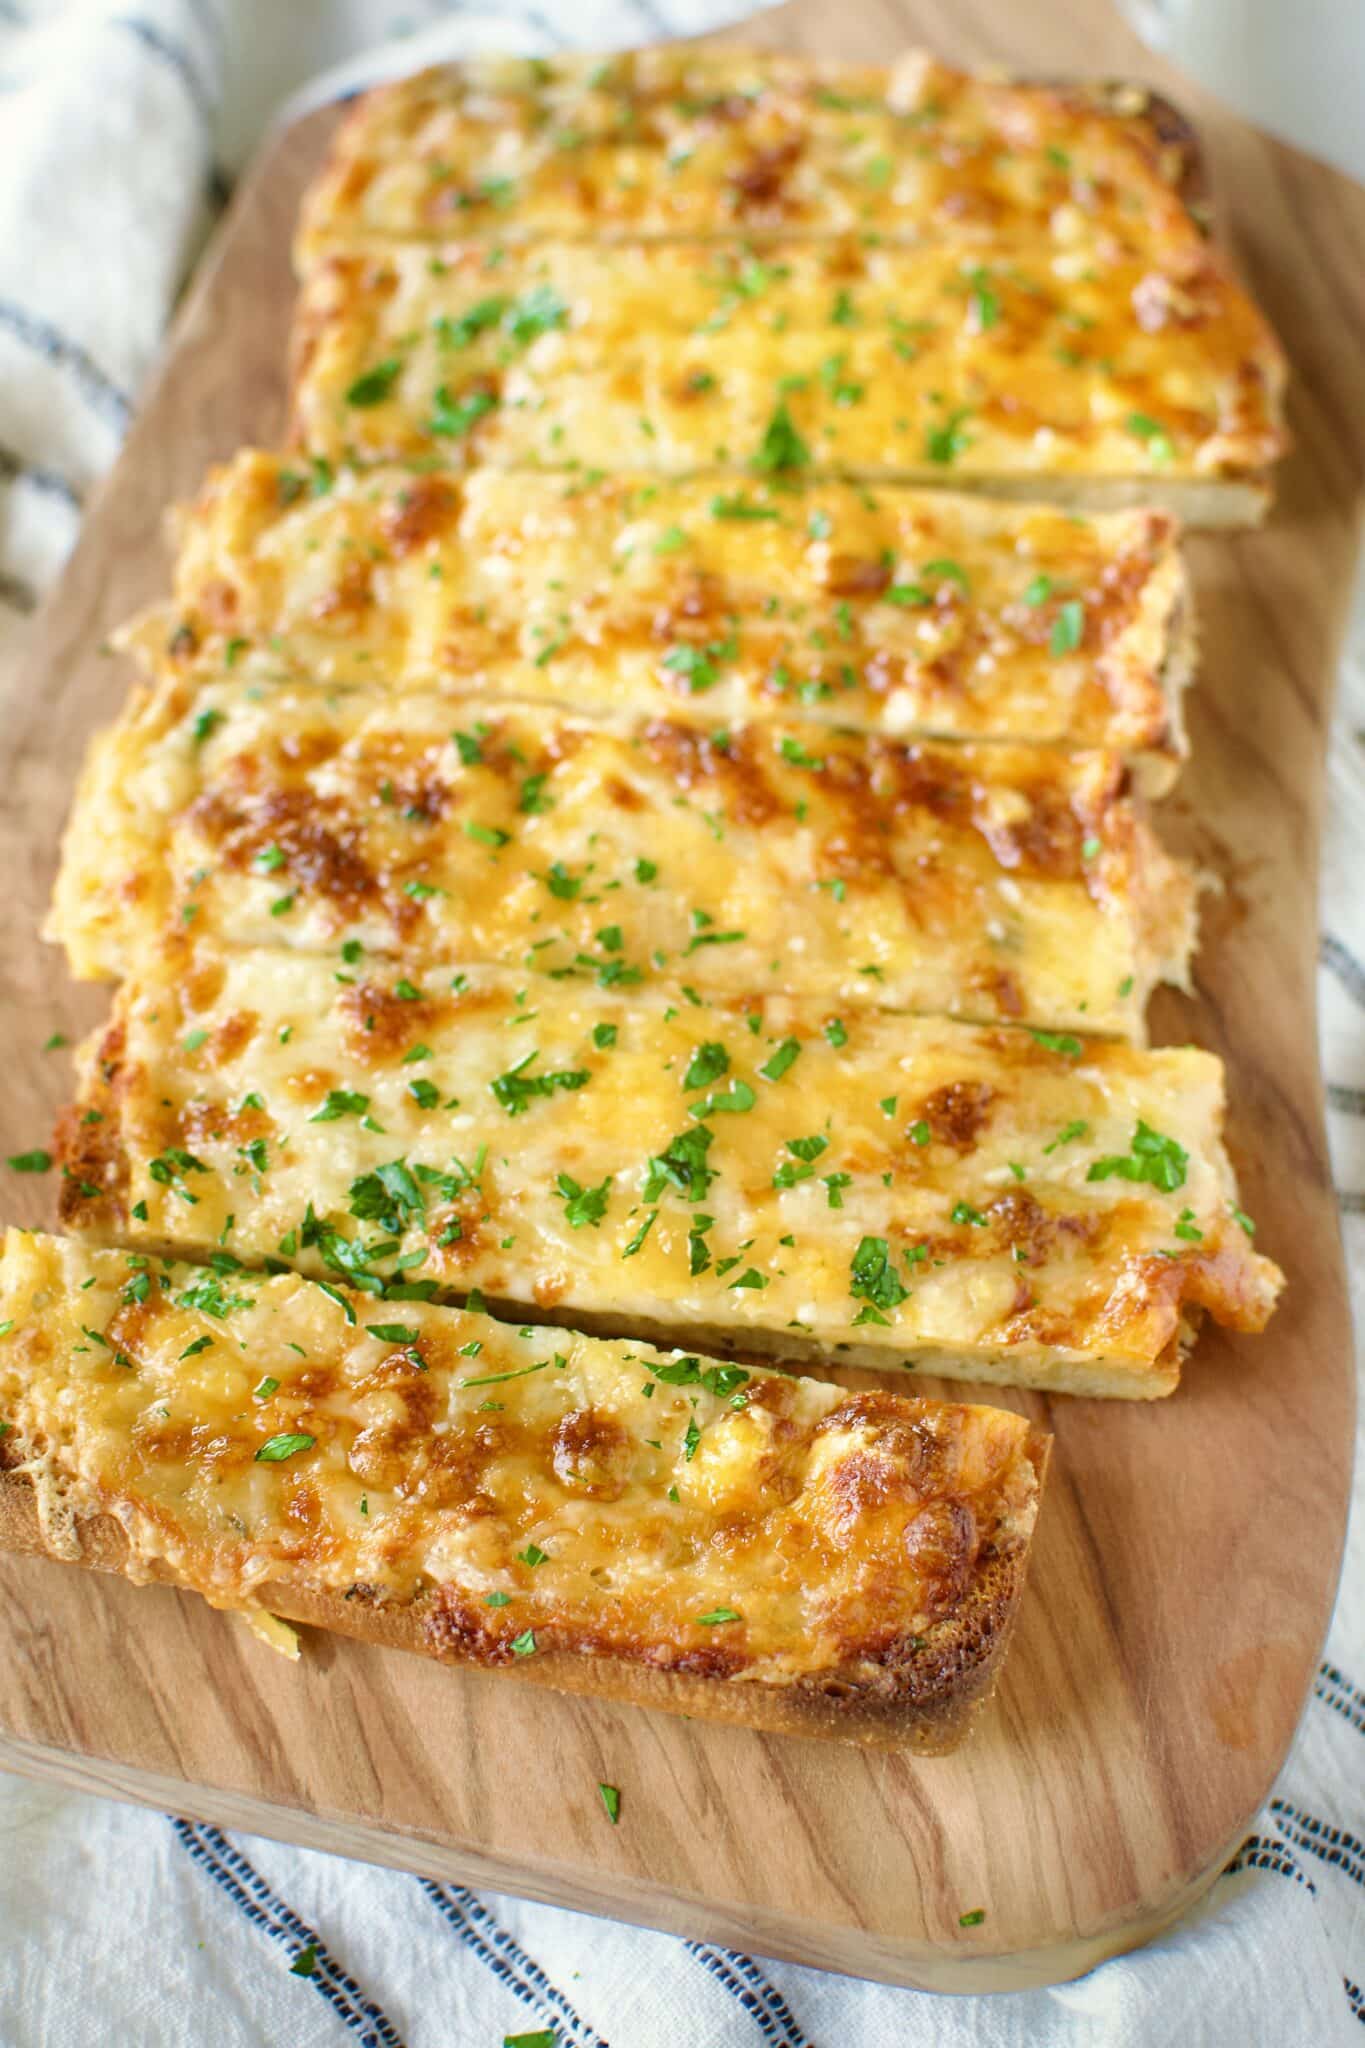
[0,0,1360,1995]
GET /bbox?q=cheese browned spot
[294,49,1211,260]
[284,236,1283,513]
[55,941,1282,1399]
[0,1231,1048,1748]
[48,681,1197,1039]
[129,454,1193,787]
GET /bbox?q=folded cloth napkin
[0,4,1360,2042]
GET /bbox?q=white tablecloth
[0,4,1360,2041]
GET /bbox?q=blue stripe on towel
[0,298,131,427]
[418,1879,608,2047]
[1271,1802,1365,1891]
[1316,1661,1365,1736]
[171,1820,405,2046]
[113,15,214,124]
[0,441,82,508]
[707,1946,812,2047]
[683,1943,810,2045]
[1320,932,1365,1008]
[1223,1833,1316,1893]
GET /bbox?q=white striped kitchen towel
[0,3,1360,2041]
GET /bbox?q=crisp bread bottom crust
[0,1437,1048,1754]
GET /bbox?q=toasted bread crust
[0,1452,1046,1750]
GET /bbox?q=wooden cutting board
[0,0,1360,1996]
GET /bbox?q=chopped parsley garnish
[1043,1119,1089,1154]
[759,1038,801,1082]
[683,1041,729,1090]
[490,1053,589,1115]
[428,385,497,439]
[434,295,506,349]
[290,1945,318,1978]
[958,1909,986,1929]
[696,1607,740,1626]
[545,860,581,899]
[951,1201,988,1227]
[1049,600,1085,656]
[344,358,402,407]
[925,408,971,465]
[348,1159,425,1229]
[253,1376,279,1401]
[254,1433,316,1464]
[1087,1121,1189,1193]
[772,1133,829,1188]
[366,1323,421,1345]
[711,492,779,520]
[7,1150,51,1173]
[621,1209,659,1257]
[556,1172,611,1228]
[752,400,810,474]
[688,1079,756,1118]
[509,1629,537,1657]
[177,1277,251,1319]
[1174,1208,1204,1242]
[598,1783,621,1825]
[823,1018,847,1048]
[1023,574,1053,606]
[778,736,823,770]
[1126,412,1174,463]
[849,1235,910,1318]
[310,1089,370,1123]
[1029,1029,1083,1058]
[643,1124,716,1201]
[662,640,728,694]
[593,1023,618,1050]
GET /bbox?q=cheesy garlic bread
[56,944,1281,1398]
[0,1229,1047,1749]
[287,237,1283,519]
[49,675,1196,1037]
[132,455,1193,788]
[294,49,1210,262]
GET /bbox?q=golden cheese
[50,677,1195,1038]
[286,237,1283,515]
[295,48,1211,261]
[0,1228,1043,1718]
[131,454,1192,787]
[56,941,1281,1398]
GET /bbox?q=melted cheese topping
[296,49,1209,261]
[57,944,1281,1397]
[288,236,1283,489]
[134,454,1190,783]
[0,1230,1041,1684]
[50,678,1196,1037]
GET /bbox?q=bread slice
[293,48,1212,263]
[127,455,1194,791]
[284,235,1284,521]
[47,676,1197,1040]
[54,940,1281,1398]
[0,1229,1048,1751]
